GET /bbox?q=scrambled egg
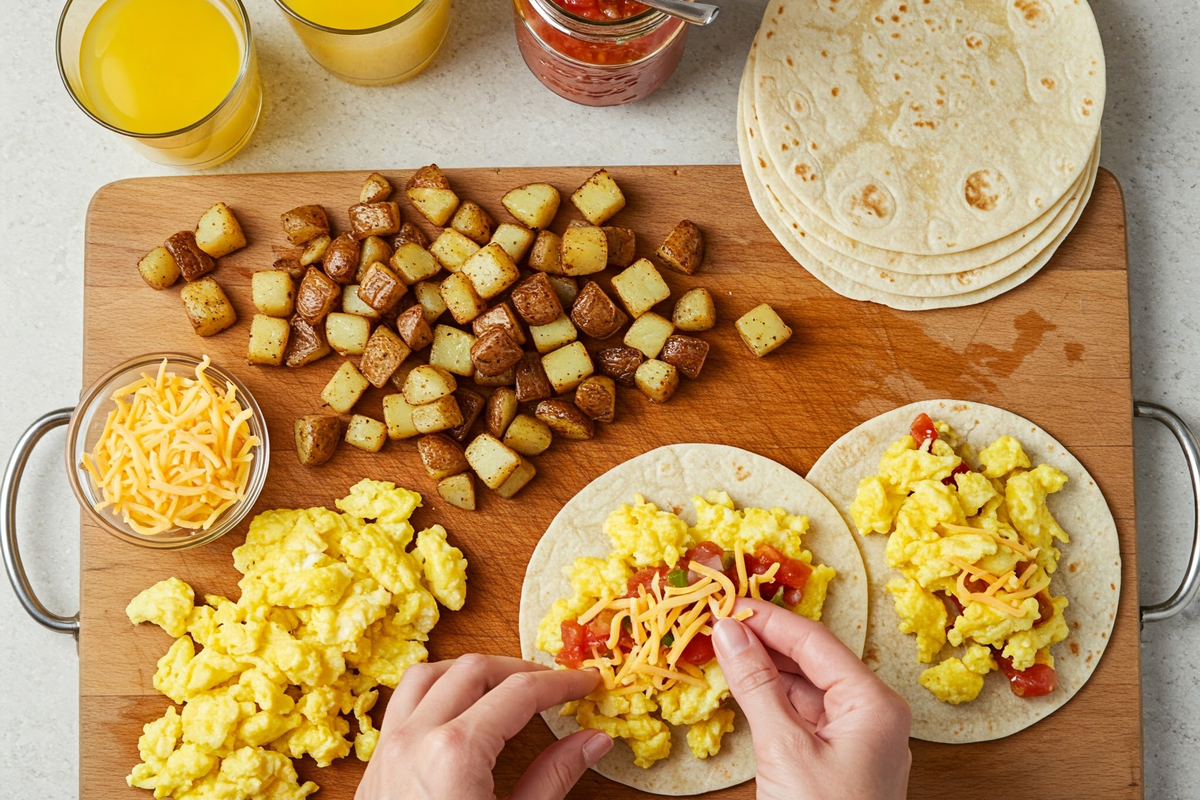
[539,492,836,767]
[125,480,467,800]
[849,422,1071,704]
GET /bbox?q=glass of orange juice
[57,0,262,170]
[274,0,452,86]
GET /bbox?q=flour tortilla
[518,444,868,794]
[805,400,1121,743]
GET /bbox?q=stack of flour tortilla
[737,0,1105,310]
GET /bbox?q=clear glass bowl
[66,353,269,550]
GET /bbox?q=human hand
[713,599,912,800]
[355,654,612,800]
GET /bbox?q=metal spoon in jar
[640,0,720,26]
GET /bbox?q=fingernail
[714,618,751,656]
[582,732,613,765]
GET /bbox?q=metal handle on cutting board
[1136,401,1200,625]
[1,408,79,637]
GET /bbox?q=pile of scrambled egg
[537,492,835,768]
[125,480,468,800]
[849,421,1071,704]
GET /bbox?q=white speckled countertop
[1,1,1197,798]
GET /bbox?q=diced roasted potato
[547,275,579,307]
[345,414,387,453]
[194,202,247,258]
[391,222,430,250]
[413,395,463,434]
[542,341,594,394]
[341,285,381,320]
[360,172,392,204]
[281,205,330,245]
[437,473,476,511]
[464,433,522,490]
[406,164,460,226]
[247,314,290,366]
[673,287,716,332]
[389,305,430,351]
[451,201,494,245]
[325,312,371,355]
[535,399,595,440]
[418,433,470,480]
[736,303,792,357]
[528,230,564,274]
[571,169,625,225]
[138,246,180,290]
[412,280,448,325]
[461,243,520,300]
[295,415,340,466]
[515,352,553,403]
[323,233,361,284]
[507,272,561,327]
[472,303,526,345]
[502,413,552,456]
[430,229,481,273]
[285,315,332,367]
[660,335,709,379]
[348,201,401,240]
[612,258,670,318]
[360,326,411,387]
[439,272,487,325]
[383,393,419,440]
[430,324,477,377]
[470,328,524,377]
[486,387,520,438]
[357,262,407,314]
[574,375,617,422]
[165,231,216,281]
[321,361,369,413]
[529,314,578,354]
[301,234,332,267]
[356,235,394,282]
[624,312,674,359]
[489,222,535,263]
[503,183,561,229]
[249,270,295,318]
[603,226,637,268]
[390,242,441,285]
[496,457,536,499]
[474,366,515,387]
[448,388,485,441]
[570,281,627,339]
[656,220,705,275]
[635,359,678,403]
[403,364,457,405]
[560,225,608,276]
[273,257,305,282]
[295,267,342,325]
[180,277,237,337]
[596,345,644,387]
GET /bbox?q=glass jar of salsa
[512,0,690,106]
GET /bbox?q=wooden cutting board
[78,166,1140,799]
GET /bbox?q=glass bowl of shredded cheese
[67,353,269,549]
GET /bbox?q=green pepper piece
[769,590,788,607]
[721,550,735,571]
[667,569,688,588]
[660,632,675,647]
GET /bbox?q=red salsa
[552,0,648,20]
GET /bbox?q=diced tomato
[557,620,588,668]
[942,462,971,486]
[994,651,1058,698]
[585,611,614,650]
[757,545,813,590]
[554,0,648,22]
[679,632,716,665]
[685,541,726,572]
[910,413,938,447]
[626,566,669,598]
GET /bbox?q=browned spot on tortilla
[810,142,818,150]
[1065,342,1084,361]
[899,3,908,10]
[891,32,901,38]
[966,34,983,48]
[864,647,880,665]
[758,157,767,169]
[965,169,1003,210]
[1070,642,1080,655]
[735,464,750,481]
[849,184,891,219]
[778,4,784,12]
[1068,562,1079,573]
[670,504,683,515]
[821,49,828,57]
[1110,584,1116,591]
[781,143,789,151]
[1015,0,1048,23]
[914,120,937,129]
[874,15,884,23]
[786,56,794,66]
[894,73,901,80]
[766,30,774,38]
[891,14,900,22]
[1041,77,1056,89]
[1071,620,1081,630]
[831,87,840,97]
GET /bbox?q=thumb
[713,618,806,734]
[508,729,612,800]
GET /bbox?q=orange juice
[283,0,423,30]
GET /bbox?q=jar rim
[524,0,668,41]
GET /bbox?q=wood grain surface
[78,166,1140,799]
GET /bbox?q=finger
[381,660,457,737]
[410,654,551,730]
[769,648,806,676]
[453,667,602,751]
[779,672,825,726]
[712,618,808,739]
[508,730,612,800]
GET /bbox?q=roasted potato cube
[486,387,520,438]
[470,328,524,377]
[541,341,594,394]
[430,229,481,273]
[570,281,627,339]
[451,201,494,245]
[474,366,515,387]
[285,315,332,367]
[413,280,448,324]
[323,233,361,284]
[612,258,670,318]
[635,359,678,403]
[736,303,792,357]
[465,433,522,489]
[138,246,180,290]
[528,230,564,274]
[342,285,381,320]
[165,231,216,281]
[406,164,460,226]
[660,335,709,379]
[656,220,705,275]
[345,414,387,453]
[360,172,392,204]
[357,262,407,314]
[295,267,342,325]
[322,361,369,413]
[673,287,716,331]
[295,415,340,466]
[393,304,434,350]
[624,312,674,359]
[574,375,617,422]
[560,225,608,276]
[490,222,535,263]
[496,457,536,499]
[439,272,487,325]
[502,183,561,229]
[247,314,290,366]
[180,277,236,336]
[360,326,411,387]
[383,393,419,440]
[535,399,595,440]
[449,388,485,441]
[391,222,430,250]
[194,202,247,258]
[461,243,520,300]
[413,395,463,434]
[250,270,295,317]
[348,201,401,240]
[596,345,644,387]
[301,234,332,266]
[502,413,552,456]
[571,169,625,225]
[430,324,478,377]
[403,364,457,405]
[390,242,441,285]
[437,473,476,511]
[325,312,371,355]
[356,235,394,282]
[472,303,526,345]
[603,226,637,268]
[281,205,330,245]
[547,275,579,307]
[515,352,553,403]
[273,257,305,282]
[507,273,561,326]
[418,433,470,480]
[529,314,578,354]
